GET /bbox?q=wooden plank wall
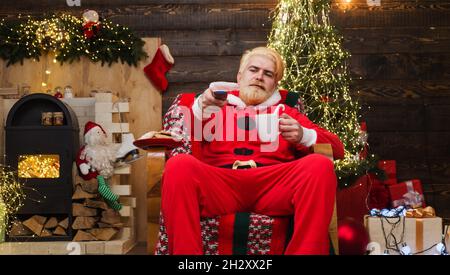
[1,0,449,223]
[332,0,450,224]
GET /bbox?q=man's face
[237,54,278,106]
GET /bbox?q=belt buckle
[232,160,257,170]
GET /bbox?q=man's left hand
[279,113,303,144]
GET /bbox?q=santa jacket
[76,145,98,180]
[188,89,345,167]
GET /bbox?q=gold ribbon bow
[405,206,436,218]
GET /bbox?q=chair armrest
[311,143,339,254]
[311,144,334,161]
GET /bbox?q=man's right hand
[200,88,228,110]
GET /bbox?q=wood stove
[5,93,79,241]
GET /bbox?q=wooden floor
[126,241,148,255]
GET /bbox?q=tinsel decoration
[0,165,26,235]
[268,0,378,188]
[0,13,147,66]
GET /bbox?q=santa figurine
[76,121,122,210]
[82,9,101,39]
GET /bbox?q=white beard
[239,85,273,106]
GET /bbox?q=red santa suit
[161,89,344,255]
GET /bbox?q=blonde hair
[238,47,285,82]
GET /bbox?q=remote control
[212,90,227,100]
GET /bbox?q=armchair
[145,91,339,255]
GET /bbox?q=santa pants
[161,153,337,255]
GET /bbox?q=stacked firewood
[9,175,122,241]
[71,176,122,241]
[10,216,69,237]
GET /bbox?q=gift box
[365,215,442,255]
[337,175,370,224]
[367,174,390,210]
[389,179,425,208]
[378,160,397,185]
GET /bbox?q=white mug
[256,104,285,142]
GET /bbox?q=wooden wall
[1,0,449,224]
[332,0,450,224]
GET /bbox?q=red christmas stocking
[144,44,174,92]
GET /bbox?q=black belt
[220,162,265,169]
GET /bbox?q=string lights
[268,0,379,188]
[0,165,26,236]
[18,155,60,178]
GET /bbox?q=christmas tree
[268,0,379,188]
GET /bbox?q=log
[73,230,97,242]
[58,217,69,230]
[78,178,99,194]
[84,199,109,210]
[40,228,52,237]
[100,209,122,225]
[88,228,118,241]
[9,220,32,236]
[72,217,97,230]
[72,185,98,200]
[53,226,67,236]
[44,217,58,229]
[97,222,124,228]
[73,203,98,217]
[22,215,47,236]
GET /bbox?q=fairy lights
[18,155,60,178]
[0,165,26,236]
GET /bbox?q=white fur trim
[209,81,239,91]
[192,95,221,120]
[79,163,90,175]
[192,96,204,120]
[257,90,281,109]
[226,94,246,108]
[300,127,317,147]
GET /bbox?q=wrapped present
[365,210,442,255]
[389,179,425,208]
[367,174,390,210]
[337,175,370,224]
[378,160,397,185]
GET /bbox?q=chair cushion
[155,212,292,255]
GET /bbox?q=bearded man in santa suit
[161,47,345,255]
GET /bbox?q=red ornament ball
[338,217,370,255]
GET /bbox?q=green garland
[0,13,147,66]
